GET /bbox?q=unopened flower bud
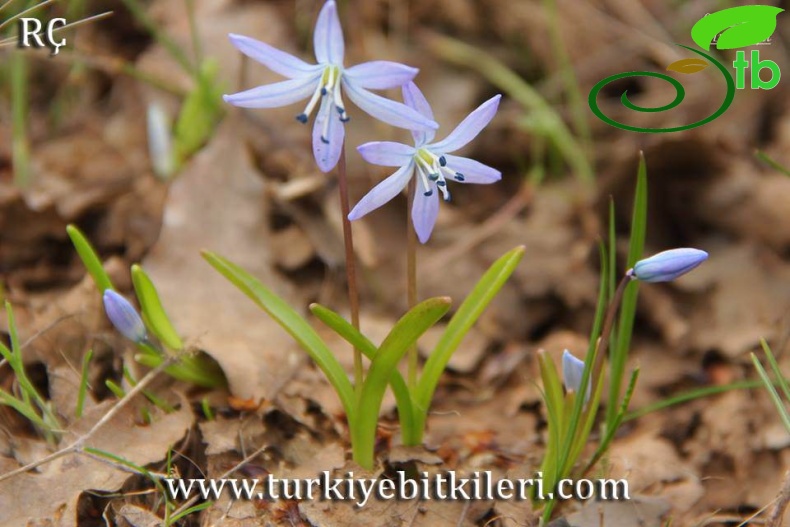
[562,349,590,403]
[103,290,147,343]
[629,248,708,283]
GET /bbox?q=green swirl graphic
[588,45,736,133]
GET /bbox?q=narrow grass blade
[168,501,212,524]
[11,50,31,187]
[624,380,761,420]
[752,353,790,433]
[67,225,115,292]
[202,251,355,420]
[76,349,93,418]
[353,297,452,469]
[755,150,790,177]
[131,264,184,351]
[606,153,647,424]
[586,368,640,473]
[761,339,790,403]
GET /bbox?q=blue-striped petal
[343,79,438,131]
[228,33,321,79]
[312,96,345,172]
[430,94,501,153]
[348,163,414,221]
[442,154,501,184]
[223,75,320,108]
[313,1,344,65]
[411,186,439,243]
[357,141,415,167]
[402,82,435,146]
[344,61,418,90]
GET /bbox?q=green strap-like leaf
[131,264,184,351]
[353,297,452,468]
[415,246,525,424]
[67,225,115,293]
[691,5,783,51]
[202,251,355,420]
[309,303,418,445]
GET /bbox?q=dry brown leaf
[142,119,303,401]
[0,400,192,527]
[688,243,790,357]
[565,495,671,527]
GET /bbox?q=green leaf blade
[67,224,114,293]
[353,297,452,468]
[415,246,525,414]
[309,303,418,444]
[202,251,355,420]
[131,264,184,351]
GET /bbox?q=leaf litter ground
[1,0,790,526]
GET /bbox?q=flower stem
[406,178,418,390]
[591,275,633,393]
[336,147,363,395]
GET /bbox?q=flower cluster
[223,0,500,242]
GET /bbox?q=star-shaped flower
[348,82,502,243]
[223,1,437,172]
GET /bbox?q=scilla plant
[67,225,225,388]
[535,156,708,521]
[208,0,522,470]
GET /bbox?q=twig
[767,469,790,527]
[336,147,363,395]
[406,178,418,390]
[0,356,175,483]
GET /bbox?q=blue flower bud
[103,290,147,343]
[562,349,590,403]
[629,248,708,283]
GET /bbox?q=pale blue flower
[562,349,590,403]
[223,1,437,172]
[103,290,147,343]
[348,82,502,243]
[628,248,708,283]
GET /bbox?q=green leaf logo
[691,5,783,51]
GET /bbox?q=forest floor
[2,1,790,526]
